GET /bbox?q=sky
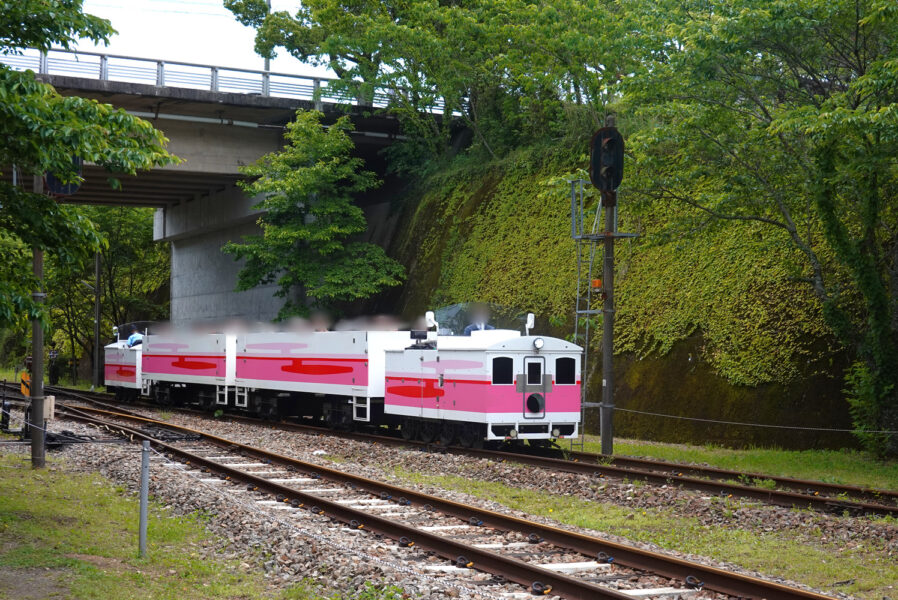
[75,0,329,77]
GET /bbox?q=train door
[417,349,439,418]
[521,356,547,419]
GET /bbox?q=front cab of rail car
[103,330,142,402]
[483,335,581,441]
[384,329,581,444]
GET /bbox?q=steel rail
[569,451,898,506]
[38,383,898,516]
[58,406,636,600]
[457,449,898,516]
[42,384,898,516]
[59,404,837,600]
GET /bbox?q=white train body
[106,323,582,443]
[384,330,581,441]
[103,341,142,396]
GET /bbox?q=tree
[223,110,405,319]
[226,0,898,452]
[0,0,178,328]
[225,0,408,105]
[223,1,631,162]
[623,0,898,454]
[45,206,169,378]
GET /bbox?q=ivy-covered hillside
[386,144,851,447]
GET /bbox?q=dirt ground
[0,565,71,600]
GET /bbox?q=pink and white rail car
[234,330,411,422]
[141,332,236,407]
[110,317,582,445]
[103,340,142,402]
[385,330,581,444]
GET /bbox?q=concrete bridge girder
[151,117,285,176]
[26,74,405,323]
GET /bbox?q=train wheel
[400,418,418,441]
[259,399,279,421]
[198,390,215,410]
[418,420,438,444]
[155,385,172,406]
[326,404,350,430]
[458,424,484,449]
[438,422,458,446]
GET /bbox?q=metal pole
[1,380,9,431]
[139,440,150,557]
[31,175,46,469]
[93,251,101,390]
[600,191,616,455]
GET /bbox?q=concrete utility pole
[31,174,46,469]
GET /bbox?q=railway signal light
[45,155,83,197]
[589,127,624,193]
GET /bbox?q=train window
[556,357,576,385]
[492,357,513,385]
[527,361,542,385]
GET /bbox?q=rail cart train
[104,310,582,447]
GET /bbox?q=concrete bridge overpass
[3,49,417,322]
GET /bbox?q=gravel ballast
[73,408,886,598]
[14,402,889,599]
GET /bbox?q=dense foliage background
[2,0,895,454]
[226,0,898,453]
[0,1,176,376]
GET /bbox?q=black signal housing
[589,127,624,193]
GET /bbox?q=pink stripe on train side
[104,363,136,383]
[385,377,580,414]
[237,355,368,386]
[142,354,225,377]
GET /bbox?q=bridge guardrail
[0,48,433,111]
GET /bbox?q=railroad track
[56,402,837,600]
[22,383,898,517]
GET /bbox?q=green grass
[0,367,22,389]
[580,435,898,491]
[0,452,402,600]
[0,367,104,393]
[319,454,347,464]
[393,466,898,600]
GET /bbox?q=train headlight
[508,429,518,438]
[526,393,545,414]
[552,427,561,437]
[533,337,544,350]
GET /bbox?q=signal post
[571,118,629,456]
